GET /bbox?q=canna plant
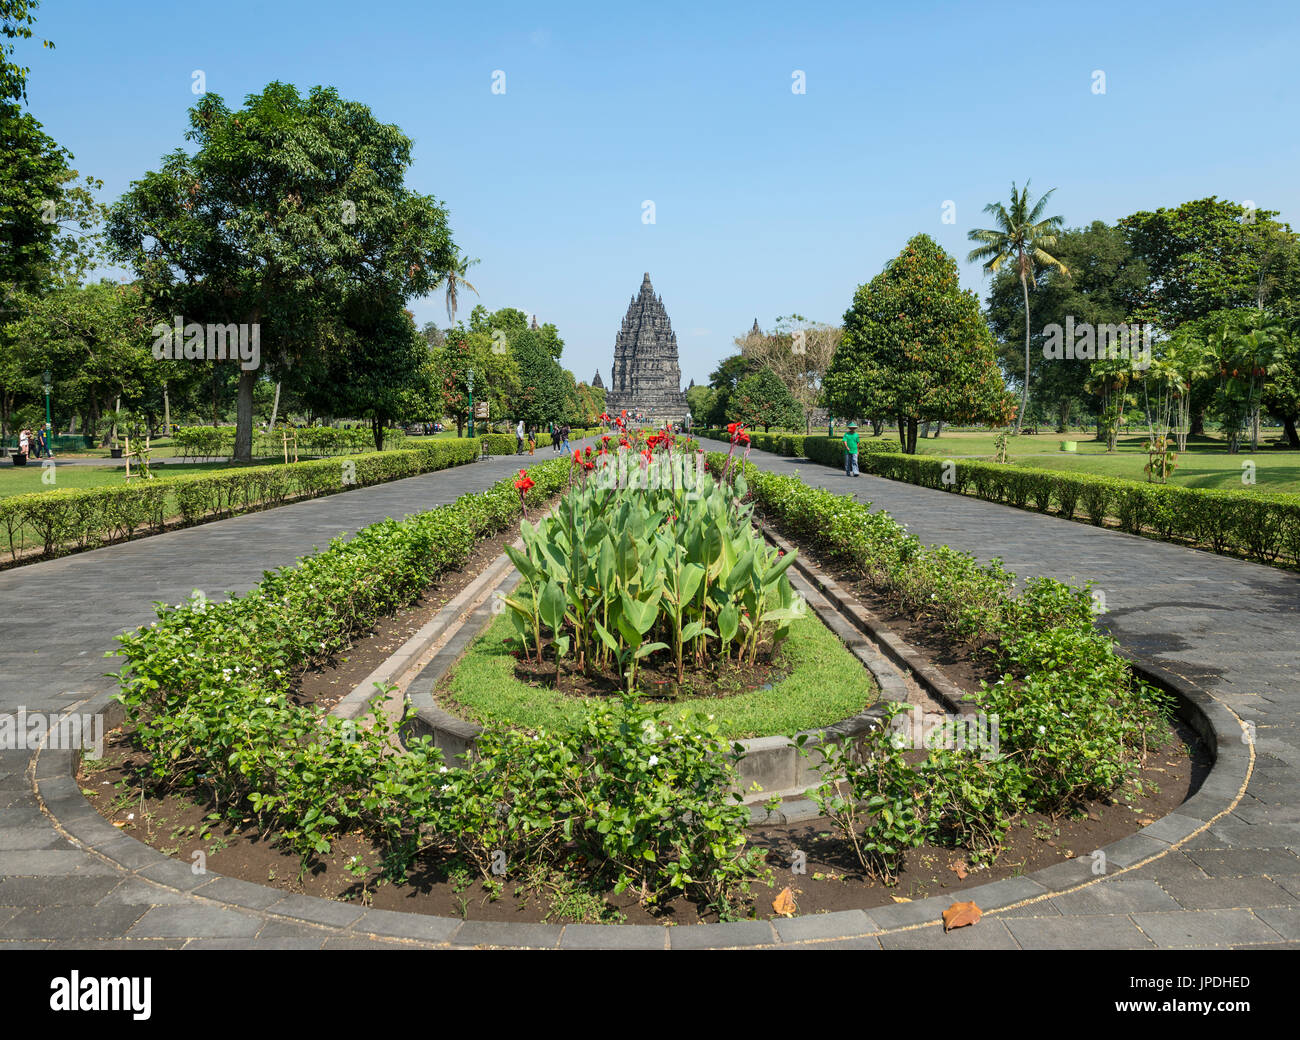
[503,445,801,694]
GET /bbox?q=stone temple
[603,272,686,422]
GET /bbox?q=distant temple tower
[604,273,686,421]
[591,369,604,389]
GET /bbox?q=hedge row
[826,453,1300,568]
[479,428,602,455]
[0,438,481,562]
[697,429,903,464]
[710,454,1171,823]
[173,425,406,459]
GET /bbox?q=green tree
[984,221,1149,432]
[1118,198,1300,329]
[825,234,1014,454]
[967,181,1069,433]
[730,365,803,432]
[107,82,459,462]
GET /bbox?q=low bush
[1,438,480,562]
[782,444,1300,569]
[711,455,1173,880]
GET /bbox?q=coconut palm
[442,251,480,324]
[967,182,1069,433]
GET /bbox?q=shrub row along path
[0,435,1296,948]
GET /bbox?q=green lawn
[441,609,877,741]
[883,431,1300,493]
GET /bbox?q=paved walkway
[0,437,1296,948]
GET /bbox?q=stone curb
[26,476,1250,950]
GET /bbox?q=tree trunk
[906,418,919,454]
[897,414,906,450]
[1017,268,1031,435]
[871,418,884,437]
[268,381,281,431]
[372,415,385,452]
[1284,417,1299,449]
[1190,407,1205,437]
[933,421,942,438]
[163,383,171,436]
[920,420,932,439]
[234,367,256,463]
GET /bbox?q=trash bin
[12,451,28,467]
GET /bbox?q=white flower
[1037,725,1046,734]
[440,784,451,793]
[647,754,659,767]
[438,766,448,774]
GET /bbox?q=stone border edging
[29,503,1252,949]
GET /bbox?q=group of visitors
[515,420,571,456]
[13,427,51,461]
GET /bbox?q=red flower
[514,470,535,492]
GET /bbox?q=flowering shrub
[722,454,1173,878]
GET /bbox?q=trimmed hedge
[708,453,1171,823]
[698,429,903,465]
[791,449,1300,569]
[173,425,406,459]
[1,438,480,563]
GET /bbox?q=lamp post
[467,368,475,439]
[43,369,53,458]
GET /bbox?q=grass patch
[440,608,875,740]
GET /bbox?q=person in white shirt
[516,419,525,455]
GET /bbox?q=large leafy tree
[300,296,427,450]
[730,365,803,432]
[967,181,1068,433]
[1118,198,1300,328]
[7,281,162,441]
[107,82,459,462]
[984,221,1149,431]
[825,234,1014,453]
[510,326,569,427]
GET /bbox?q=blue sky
[19,0,1300,387]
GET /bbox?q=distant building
[603,272,686,422]
[591,369,604,389]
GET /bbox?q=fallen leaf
[950,861,969,880]
[1139,819,1154,827]
[112,820,126,828]
[891,895,912,903]
[772,887,797,917]
[942,900,981,931]
[1064,850,1076,859]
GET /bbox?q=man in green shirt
[843,423,860,477]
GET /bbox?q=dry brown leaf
[942,900,982,931]
[891,895,912,903]
[112,820,126,828]
[772,887,797,918]
[950,861,969,880]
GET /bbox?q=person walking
[560,423,571,453]
[17,428,30,463]
[528,426,536,456]
[516,418,526,455]
[843,422,860,477]
[550,422,560,453]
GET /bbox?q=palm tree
[967,182,1069,433]
[442,251,480,324]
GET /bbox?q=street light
[467,367,475,439]
[42,369,53,458]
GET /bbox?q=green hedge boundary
[1,438,481,564]
[703,429,1300,570]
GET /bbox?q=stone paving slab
[0,436,1295,949]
